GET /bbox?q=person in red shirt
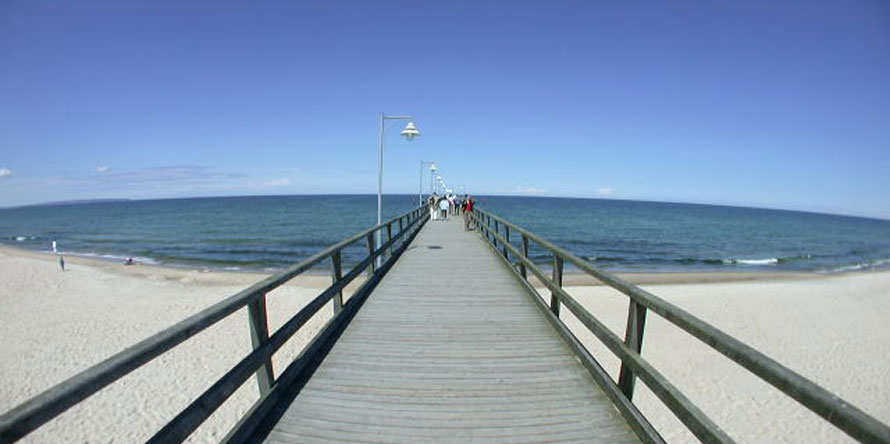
[464,195,475,230]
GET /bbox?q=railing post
[492,219,499,246]
[331,250,343,313]
[386,222,393,259]
[503,226,510,260]
[247,294,274,397]
[550,255,563,317]
[618,301,648,400]
[366,231,376,276]
[520,234,530,279]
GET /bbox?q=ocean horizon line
[2,195,889,275]
[4,192,886,223]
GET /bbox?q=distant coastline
[8,198,131,209]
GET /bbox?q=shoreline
[1,242,888,442]
[0,244,856,288]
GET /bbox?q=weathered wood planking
[264,217,639,444]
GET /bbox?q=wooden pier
[263,216,638,443]
[1,205,889,444]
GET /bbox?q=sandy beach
[1,246,888,443]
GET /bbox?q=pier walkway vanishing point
[2,205,889,444]
[263,215,639,443]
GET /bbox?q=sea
[1,195,888,274]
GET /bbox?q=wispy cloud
[263,178,291,187]
[0,168,12,178]
[512,186,545,195]
[63,165,246,197]
[0,165,255,206]
[596,187,613,196]
[96,166,110,173]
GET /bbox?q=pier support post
[520,234,530,279]
[618,301,648,400]
[247,294,274,397]
[550,256,563,316]
[331,251,343,313]
[366,232,377,276]
[503,226,510,260]
[386,223,393,259]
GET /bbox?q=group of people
[427,193,476,229]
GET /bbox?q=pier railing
[0,206,429,443]
[469,208,890,444]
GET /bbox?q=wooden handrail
[469,208,890,444]
[0,206,429,443]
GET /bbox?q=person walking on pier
[464,195,475,230]
[438,197,449,221]
[428,194,438,221]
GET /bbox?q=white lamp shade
[400,122,420,141]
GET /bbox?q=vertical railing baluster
[503,226,510,260]
[520,234,530,279]
[618,301,648,400]
[247,294,274,396]
[493,220,499,249]
[386,222,393,259]
[550,255,563,316]
[331,250,343,313]
[366,231,376,276]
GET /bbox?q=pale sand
[0,247,354,443]
[1,246,888,442]
[540,272,890,443]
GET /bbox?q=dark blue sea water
[1,195,888,274]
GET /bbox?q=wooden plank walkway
[264,215,640,444]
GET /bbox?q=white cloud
[264,178,291,187]
[597,187,613,196]
[96,166,110,173]
[512,186,545,195]
[0,168,12,178]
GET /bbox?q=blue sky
[1,1,888,218]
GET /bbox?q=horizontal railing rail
[0,206,429,443]
[469,208,890,444]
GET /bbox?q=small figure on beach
[52,240,57,254]
[59,255,65,272]
[125,257,134,266]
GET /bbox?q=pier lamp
[378,113,421,266]
[420,161,436,205]
[429,162,438,195]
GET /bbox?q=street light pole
[377,113,420,267]
[420,160,436,206]
[429,163,438,194]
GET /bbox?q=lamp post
[420,160,436,206]
[377,113,420,266]
[429,163,438,194]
